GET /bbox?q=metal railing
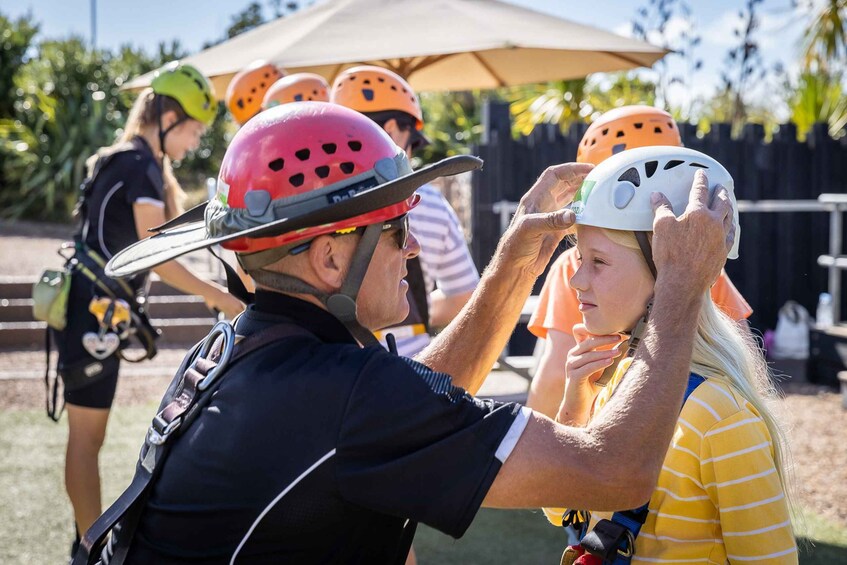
[491,194,847,324]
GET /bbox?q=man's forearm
[415,239,536,394]
[586,276,704,482]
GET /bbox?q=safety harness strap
[72,321,315,565]
[576,373,705,563]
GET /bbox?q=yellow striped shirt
[545,359,797,564]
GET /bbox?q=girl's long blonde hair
[87,88,187,219]
[602,228,799,531]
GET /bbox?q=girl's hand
[556,324,626,426]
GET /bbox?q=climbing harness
[559,373,705,564]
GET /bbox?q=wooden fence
[469,100,847,335]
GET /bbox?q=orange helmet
[577,105,682,166]
[262,73,330,109]
[330,65,423,129]
[225,60,285,125]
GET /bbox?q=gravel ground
[2,220,846,530]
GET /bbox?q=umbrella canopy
[125,0,667,96]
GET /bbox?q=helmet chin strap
[156,95,189,162]
[247,223,383,347]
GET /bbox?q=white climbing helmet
[571,145,740,260]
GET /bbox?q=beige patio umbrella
[124,0,667,96]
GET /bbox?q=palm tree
[800,0,847,71]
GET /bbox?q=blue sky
[6,0,807,115]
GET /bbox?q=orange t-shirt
[528,247,752,338]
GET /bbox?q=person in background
[331,66,479,357]
[57,62,243,555]
[225,59,285,126]
[527,105,752,418]
[262,72,330,108]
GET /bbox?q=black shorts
[54,272,120,410]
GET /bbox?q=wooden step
[0,295,213,323]
[0,318,217,349]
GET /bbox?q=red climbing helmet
[218,102,420,254]
[105,102,481,277]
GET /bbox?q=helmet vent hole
[390,85,398,91]
[260,82,266,88]
[645,160,659,178]
[295,148,311,161]
[363,79,371,85]
[247,97,253,103]
[664,160,684,170]
[264,73,270,78]
[313,89,318,95]
[322,143,337,154]
[617,167,641,187]
[601,128,609,136]
[315,165,330,179]
[667,122,674,129]
[616,130,625,138]
[340,162,355,174]
[348,141,362,151]
[269,158,285,172]
[378,77,385,82]
[634,122,643,129]
[654,126,662,133]
[193,78,205,90]
[289,173,305,187]
[689,162,709,169]
[251,88,257,94]
[590,139,597,146]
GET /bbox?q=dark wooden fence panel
[470,100,847,334]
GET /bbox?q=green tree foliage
[631,0,702,116]
[797,0,847,72]
[787,71,847,139]
[1,37,143,220]
[419,90,488,162]
[784,0,847,138]
[507,74,657,137]
[0,12,38,118]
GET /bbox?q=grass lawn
[1,403,845,564]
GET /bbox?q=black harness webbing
[72,320,315,565]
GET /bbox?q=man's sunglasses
[290,214,410,255]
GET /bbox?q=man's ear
[307,235,350,290]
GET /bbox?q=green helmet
[151,62,217,126]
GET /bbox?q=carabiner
[196,321,236,391]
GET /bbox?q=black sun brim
[106,154,482,278]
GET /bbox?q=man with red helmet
[78,102,734,565]
[331,66,479,356]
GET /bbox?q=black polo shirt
[125,291,529,564]
[81,136,163,262]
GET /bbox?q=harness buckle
[195,321,235,391]
[581,518,635,560]
[147,413,181,446]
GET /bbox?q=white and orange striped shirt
[545,359,797,564]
